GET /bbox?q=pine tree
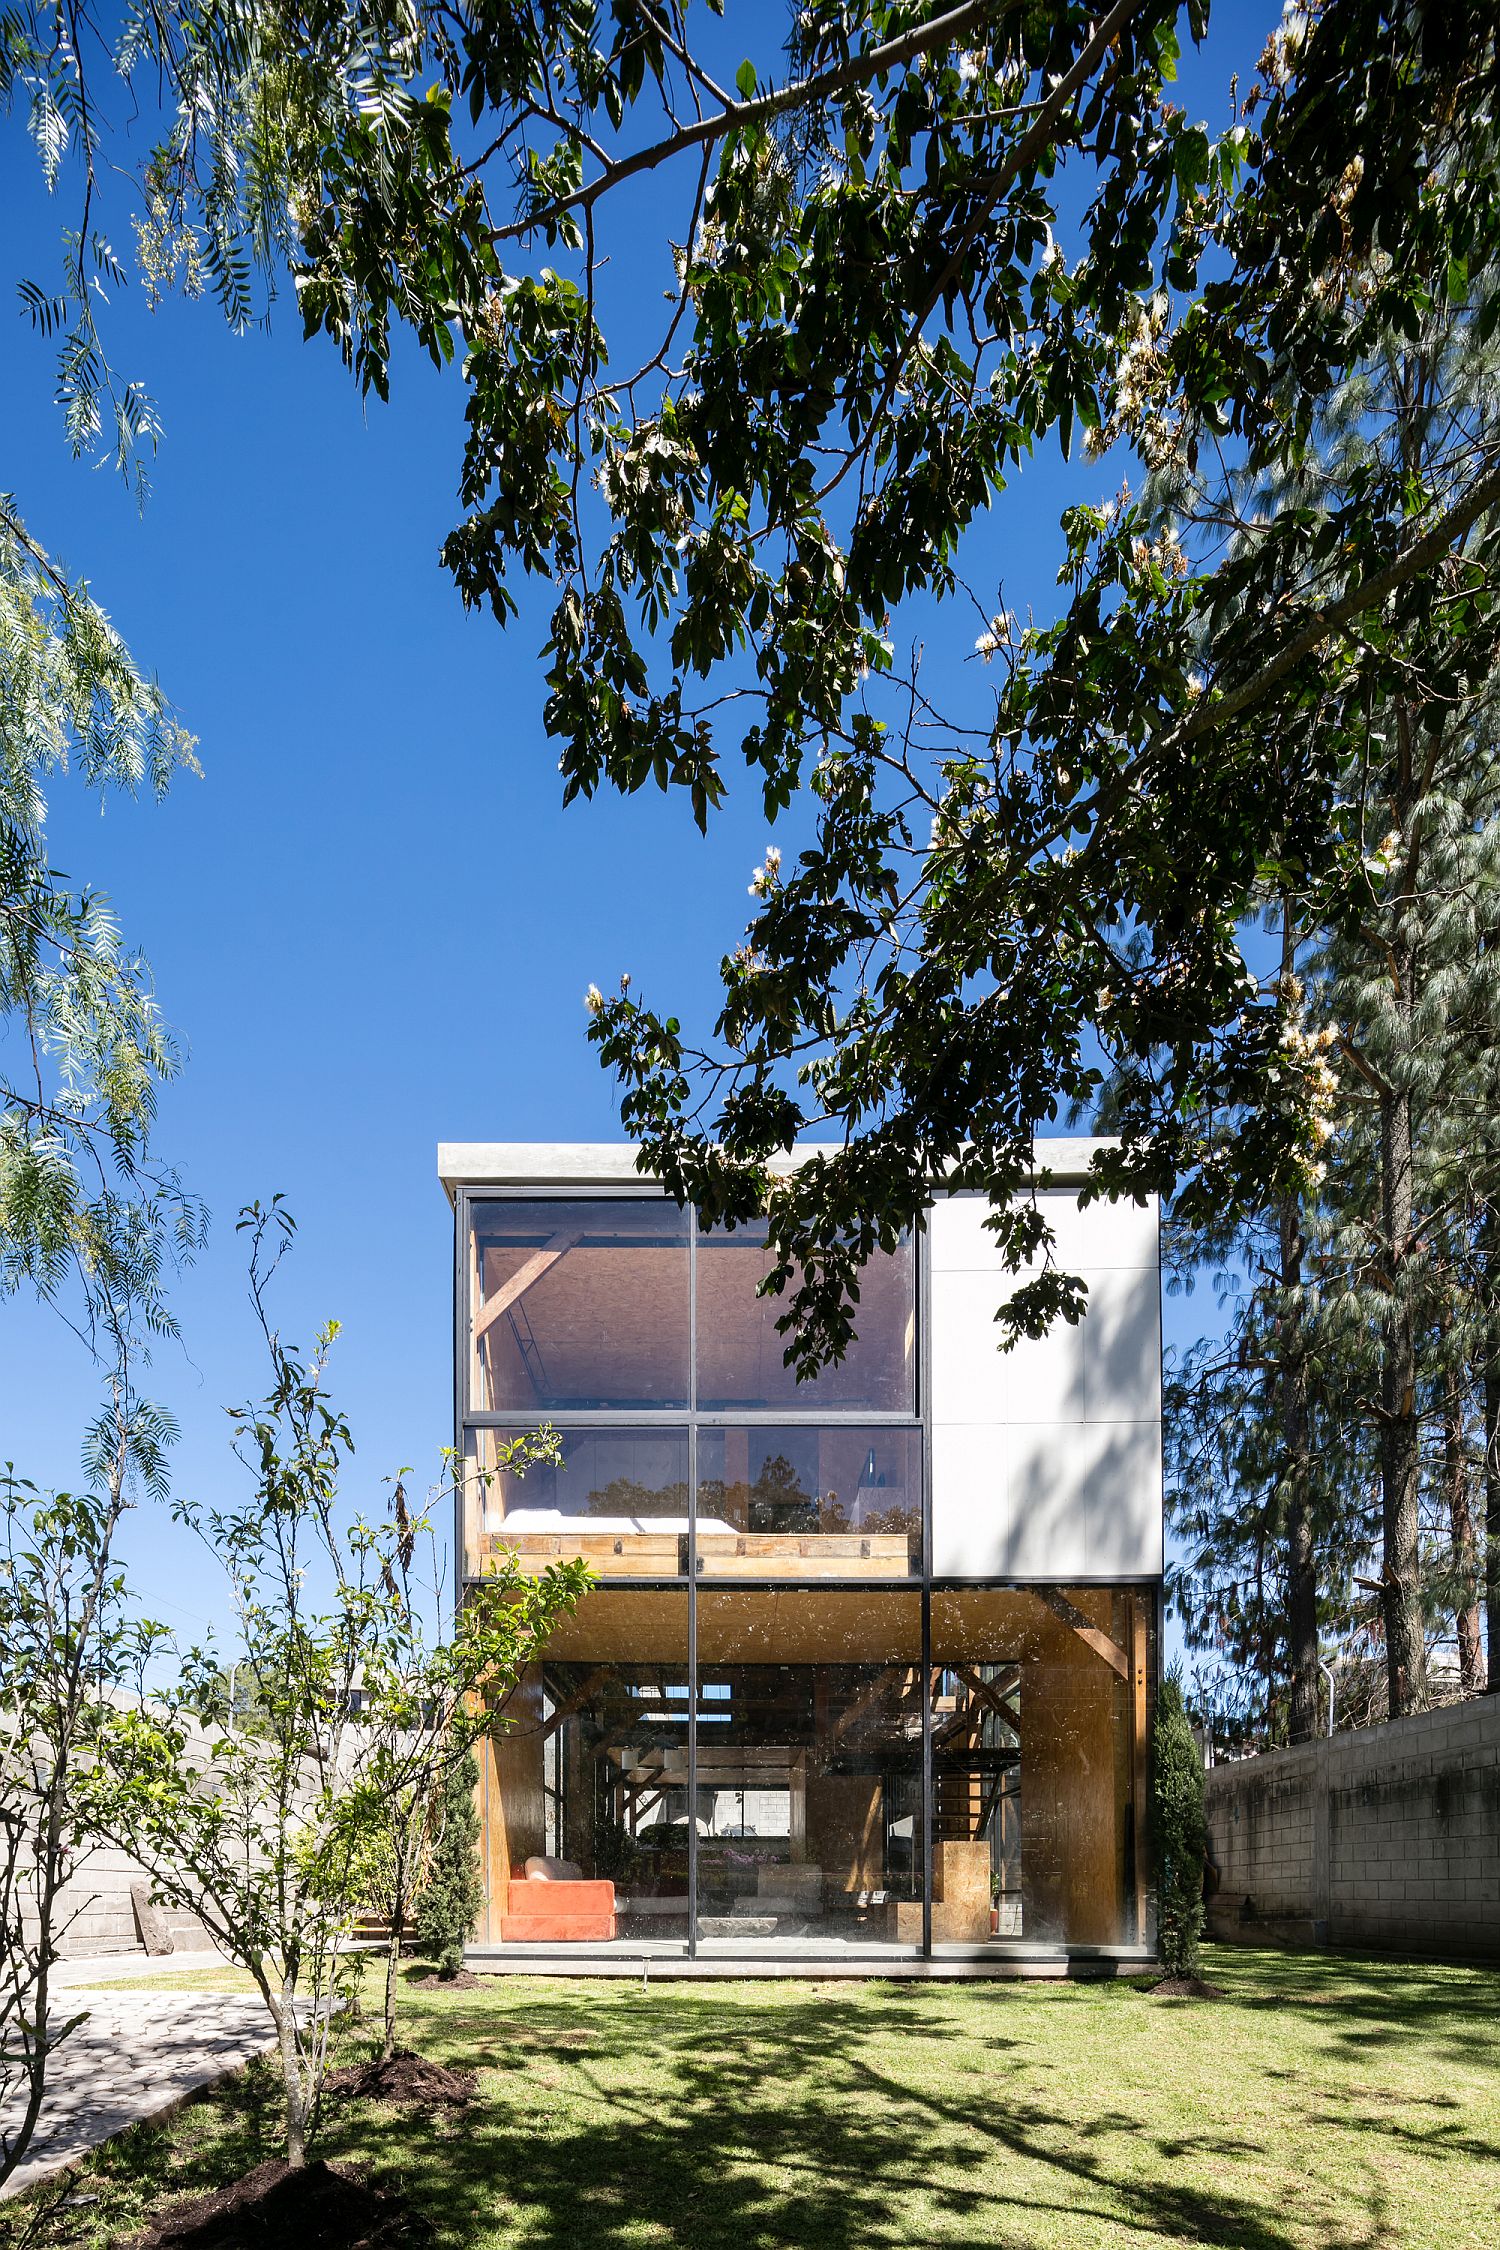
[415,1746,483,1980]
[1152,1673,1207,1981]
[1148,260,1500,1730]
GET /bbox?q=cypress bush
[415,1745,484,1977]
[1152,1671,1207,1978]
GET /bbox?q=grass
[4,1946,1497,2250]
[64,1966,262,1994]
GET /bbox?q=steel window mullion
[921,1583,933,1958]
[687,1423,699,1962]
[918,1212,932,1580]
[462,1411,693,1428]
[688,1205,699,1957]
[689,1411,919,1425]
[454,1188,469,1615]
[463,1413,921,1427]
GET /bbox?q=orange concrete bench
[498,1869,616,1943]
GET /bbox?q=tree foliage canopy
[0,499,200,1317]
[8,0,1500,1371]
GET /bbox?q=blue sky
[0,4,1273,1647]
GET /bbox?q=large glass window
[466,1427,691,1578]
[696,1427,921,1579]
[463,1194,921,1588]
[478,1590,691,1952]
[696,1221,915,1412]
[458,1189,1159,1964]
[469,1198,690,1412]
[694,1590,923,1953]
[474,1580,1155,1958]
[929,1587,1154,1951]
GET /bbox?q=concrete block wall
[1205,1696,1500,1960]
[22,1841,214,1960]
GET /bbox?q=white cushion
[523,1854,583,1882]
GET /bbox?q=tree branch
[487,0,1013,246]
[1185,449,1500,745]
[813,0,1151,505]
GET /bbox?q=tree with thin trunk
[0,1253,179,2191]
[96,1201,586,2157]
[330,1456,587,2066]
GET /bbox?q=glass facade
[457,1185,1159,1961]
[466,1425,692,1580]
[694,1591,923,1953]
[462,1195,921,1584]
[929,1587,1155,1950]
[695,1220,915,1412]
[478,1590,692,1951]
[469,1198,690,1413]
[695,1426,921,1579]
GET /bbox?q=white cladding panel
[928,1188,1158,1274]
[928,1191,1162,1579]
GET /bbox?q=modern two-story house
[439,1140,1163,1975]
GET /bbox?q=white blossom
[748,843,783,898]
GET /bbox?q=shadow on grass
[1193,1943,1500,2071]
[2,2057,285,2250]
[342,1981,1390,2250]
[9,1951,1494,2250]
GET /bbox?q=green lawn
[6,1947,1498,2250]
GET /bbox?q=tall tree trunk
[1277,904,1320,1743]
[1379,1068,1426,1718]
[1445,1362,1483,1693]
[1486,1359,1500,1694]
[1281,1192,1320,1740]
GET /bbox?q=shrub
[415,1746,484,1978]
[1152,1671,1207,1978]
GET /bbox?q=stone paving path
[50,1950,239,1989]
[1,1986,275,2202]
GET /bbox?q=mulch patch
[407,1968,482,1990]
[134,2158,421,2250]
[323,2049,476,2108]
[1147,1974,1225,2000]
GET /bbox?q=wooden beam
[830,1664,917,1747]
[533,1665,613,1744]
[474,1232,579,1341]
[1131,1595,1150,1943]
[955,1663,1020,1723]
[1036,1589,1130,1680]
[934,1664,1020,1748]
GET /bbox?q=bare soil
[1148,1974,1225,2000]
[323,2049,477,2108]
[407,1968,481,1991]
[135,2158,420,2250]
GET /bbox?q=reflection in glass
[695,1427,920,1578]
[480,1591,690,1950]
[695,1221,915,1412]
[929,1587,1155,1949]
[469,1427,690,1578]
[694,1591,923,1950]
[470,1198,690,1412]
